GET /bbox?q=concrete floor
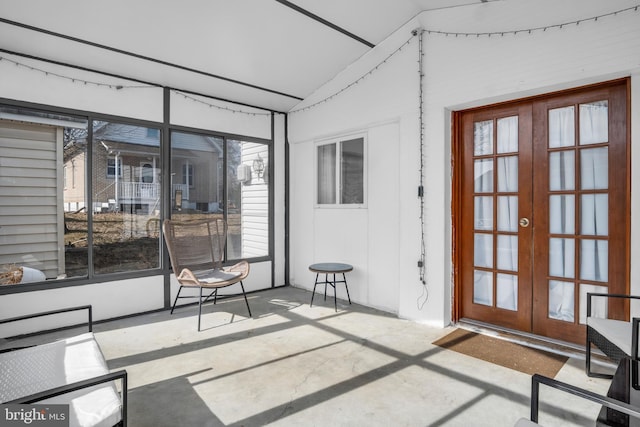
[85,286,614,426]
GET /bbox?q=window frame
[314,133,367,208]
[182,163,194,188]
[106,156,123,179]
[0,98,274,294]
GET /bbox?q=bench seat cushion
[0,332,121,427]
[587,317,632,356]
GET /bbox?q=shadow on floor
[96,286,604,427]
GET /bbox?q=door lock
[519,217,530,228]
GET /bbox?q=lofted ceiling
[0,0,488,112]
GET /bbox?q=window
[0,102,272,288]
[227,140,269,258]
[106,157,123,178]
[0,106,89,282]
[170,132,270,260]
[317,136,365,205]
[92,121,161,275]
[182,163,194,188]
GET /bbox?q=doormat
[432,328,568,378]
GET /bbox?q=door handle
[519,218,530,228]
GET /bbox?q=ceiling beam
[273,0,375,48]
[0,17,304,102]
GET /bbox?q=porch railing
[117,183,189,201]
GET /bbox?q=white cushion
[195,268,242,284]
[0,332,122,427]
[587,317,632,356]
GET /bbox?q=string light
[0,55,152,90]
[172,90,271,116]
[2,3,636,115]
[0,54,272,116]
[417,28,429,309]
[291,4,638,114]
[289,35,415,114]
[424,4,639,38]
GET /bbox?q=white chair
[585,292,640,378]
[515,373,640,426]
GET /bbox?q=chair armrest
[177,268,199,286]
[531,373,640,423]
[5,370,128,427]
[587,293,640,318]
[0,305,93,332]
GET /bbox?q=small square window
[317,136,365,206]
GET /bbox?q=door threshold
[457,318,615,368]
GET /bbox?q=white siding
[240,143,269,258]
[0,120,60,278]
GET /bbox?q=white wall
[288,0,640,326]
[289,25,420,316]
[0,53,286,329]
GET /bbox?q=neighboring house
[63,123,225,215]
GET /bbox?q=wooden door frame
[452,78,631,327]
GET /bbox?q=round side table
[309,262,353,311]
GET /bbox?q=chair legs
[586,340,614,379]
[170,285,184,314]
[240,281,252,318]
[586,326,624,378]
[310,272,351,312]
[198,287,203,331]
[171,284,251,331]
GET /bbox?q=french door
[457,79,629,344]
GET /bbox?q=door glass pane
[497,196,518,232]
[549,106,575,148]
[580,239,608,282]
[474,233,493,268]
[549,195,575,234]
[497,235,518,271]
[580,101,608,145]
[579,284,608,324]
[474,196,493,230]
[474,159,493,193]
[549,151,575,191]
[580,147,608,190]
[497,156,518,192]
[474,270,493,306]
[474,120,493,155]
[581,194,608,236]
[497,116,518,153]
[497,273,518,311]
[549,238,575,278]
[549,280,575,322]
